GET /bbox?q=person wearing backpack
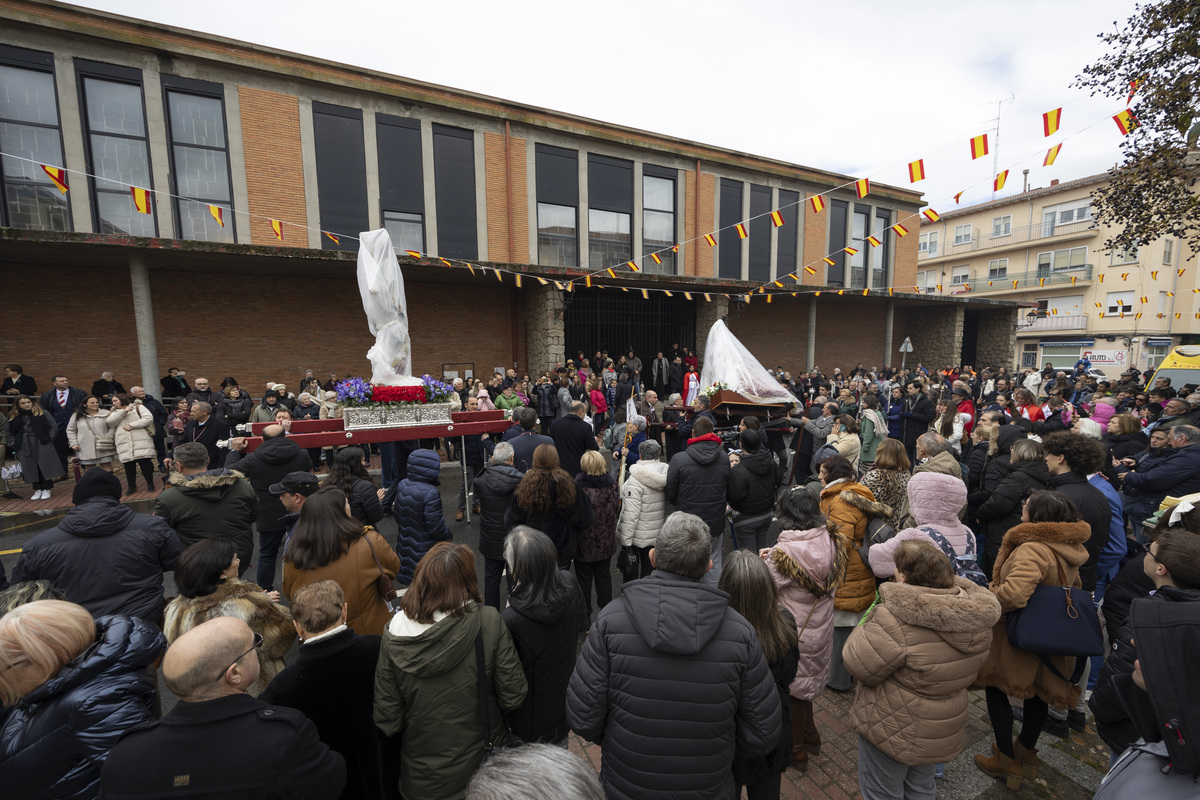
[974,491,1092,790]
[866,473,981,585]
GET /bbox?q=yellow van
[1148,345,1200,392]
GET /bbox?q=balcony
[919,218,1097,260]
[917,265,1093,296]
[1019,313,1090,332]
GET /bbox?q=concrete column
[141,67,174,239]
[223,85,251,244]
[474,131,488,260]
[807,295,817,370]
[578,156,590,268]
[740,181,750,281]
[362,110,381,231]
[297,99,322,248]
[769,187,780,280]
[53,53,92,233]
[884,299,895,367]
[632,161,643,266]
[129,254,161,399]
[420,120,438,256]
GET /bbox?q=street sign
[899,337,914,353]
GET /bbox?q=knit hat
[72,468,123,505]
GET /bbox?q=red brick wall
[802,195,826,287]
[483,132,529,263]
[238,87,307,247]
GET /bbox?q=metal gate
[563,288,696,380]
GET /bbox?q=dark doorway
[563,289,696,382]
[961,310,980,368]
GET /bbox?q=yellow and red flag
[324,231,339,245]
[822,257,836,266]
[650,252,663,265]
[1139,296,1149,304]
[922,209,940,223]
[1039,278,1046,287]
[605,268,616,279]
[41,165,68,193]
[1042,108,1062,137]
[804,265,817,275]
[585,275,593,288]
[683,292,693,300]
[854,178,870,199]
[866,235,882,247]
[809,195,826,213]
[208,204,224,227]
[672,245,679,253]
[269,219,284,241]
[515,275,522,288]
[994,170,1009,192]
[494,268,503,282]
[1151,271,1159,280]
[844,246,859,256]
[1044,144,1062,167]
[891,223,909,237]
[703,293,712,302]
[1113,109,1138,135]
[404,250,421,259]
[969,134,989,160]
[130,186,151,214]
[838,290,845,296]
[440,258,453,268]
[1180,268,1187,277]
[703,233,717,247]
[735,223,748,239]
[1126,79,1140,105]
[862,288,869,296]
[770,210,784,227]
[908,159,925,183]
[953,191,964,204]
[536,277,548,285]
[1122,272,1130,281]
[626,261,640,272]
[1099,274,1105,282]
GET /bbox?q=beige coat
[845,577,1000,765]
[975,521,1091,709]
[66,410,116,460]
[826,430,861,473]
[107,403,156,463]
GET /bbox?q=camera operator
[677,394,717,447]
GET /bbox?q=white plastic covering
[699,319,800,406]
[356,229,420,385]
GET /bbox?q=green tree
[1074,1,1200,258]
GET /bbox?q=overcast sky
[75,0,1141,217]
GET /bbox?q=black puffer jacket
[337,475,383,527]
[391,448,452,583]
[665,434,732,537]
[502,570,587,743]
[1046,470,1111,591]
[0,615,166,800]
[12,497,184,625]
[566,571,782,800]
[534,382,558,419]
[474,463,524,560]
[727,448,777,516]
[505,481,594,563]
[225,435,313,532]
[975,460,1050,573]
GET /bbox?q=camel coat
[283,528,401,637]
[846,577,1000,764]
[66,410,116,461]
[975,520,1091,709]
[107,403,156,463]
[820,481,890,613]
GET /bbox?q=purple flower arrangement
[336,375,455,407]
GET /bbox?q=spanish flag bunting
[624,261,639,272]
[989,281,994,286]
[1158,313,1165,319]
[888,287,894,296]
[758,286,766,294]
[866,235,882,247]
[908,159,925,183]
[1177,312,1182,320]
[744,294,752,304]
[809,195,826,213]
[862,288,869,296]
[770,210,785,227]
[468,265,476,276]
[804,265,817,275]
[1179,268,1187,277]
[766,294,772,304]
[704,293,712,302]
[1071,276,1077,286]
[130,186,152,214]
[40,165,68,193]
[774,281,784,288]
[935,285,942,293]
[1126,79,1140,105]
[440,258,453,268]
[553,281,564,290]
[270,219,283,241]
[208,204,224,227]
[1099,313,1105,318]
[1139,296,1149,304]
[672,245,679,253]
[891,223,909,237]
[1099,274,1105,283]
[969,134,989,160]
[1136,312,1143,319]
[994,170,1009,192]
[1013,280,1020,289]
[1051,308,1058,315]
[405,250,421,259]
[566,281,574,292]
[494,268,503,281]
[1194,289,1200,293]
[650,252,662,265]
[913,287,920,294]
[585,275,593,288]
[1122,272,1130,281]
[822,257,836,266]
[703,234,717,246]
[854,178,870,199]
[816,291,822,297]
[621,287,628,292]
[1113,109,1138,135]
[684,292,693,300]
[324,231,339,245]
[1044,144,1062,167]
[1042,107,1062,137]
[962,284,971,292]
[536,276,548,285]
[606,268,616,279]
[735,223,748,239]
[515,275,522,288]
[1151,271,1159,280]
[954,191,964,204]
[844,246,859,256]
[1039,278,1046,287]
[922,209,940,223]
[1095,302,1103,308]
[837,290,845,296]
[640,289,649,300]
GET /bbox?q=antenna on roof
[989,92,1016,200]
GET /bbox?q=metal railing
[919,218,1097,259]
[917,264,1093,295]
[1020,313,1090,332]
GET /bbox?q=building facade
[0,0,1018,394]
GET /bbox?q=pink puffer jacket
[764,526,849,700]
[869,472,976,578]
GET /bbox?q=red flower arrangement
[371,385,428,404]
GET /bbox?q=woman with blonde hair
[107,393,157,495]
[507,444,593,568]
[0,600,165,800]
[67,395,116,473]
[573,450,619,621]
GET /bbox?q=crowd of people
[2,347,1199,800]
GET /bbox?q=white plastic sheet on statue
[699,319,800,406]
[356,229,421,386]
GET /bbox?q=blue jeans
[256,528,286,591]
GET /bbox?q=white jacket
[66,410,116,460]
[107,403,156,463]
[617,460,671,548]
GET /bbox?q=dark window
[718,178,743,279]
[826,199,848,286]
[643,164,676,275]
[777,189,799,277]
[588,154,632,269]
[377,114,424,253]
[873,209,891,288]
[432,124,477,259]
[0,46,69,231]
[748,184,772,282]
[536,144,577,267]
[850,204,870,289]
[162,76,233,243]
[77,60,156,236]
[313,101,367,252]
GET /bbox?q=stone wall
[695,294,730,363]
[523,283,566,374]
[974,307,1018,370]
[904,304,964,369]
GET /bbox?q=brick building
[0,0,1020,395]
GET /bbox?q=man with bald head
[226,423,312,591]
[101,617,345,799]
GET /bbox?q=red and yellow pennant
[650,252,663,265]
[770,210,784,227]
[130,186,151,214]
[1139,296,1149,304]
[1043,143,1062,167]
[605,268,616,278]
[585,275,593,288]
[404,250,421,258]
[683,292,693,300]
[1099,274,1105,283]
[735,223,748,239]
[703,233,717,246]
[994,170,1009,192]
[907,159,925,183]
[1121,272,1131,281]
[440,258,453,268]
[640,289,649,300]
[953,191,964,204]
[866,235,882,247]
[891,223,909,237]
[1126,79,1140,105]
[40,165,68,193]
[921,209,940,223]
[1179,268,1187,277]
[324,232,339,245]
[844,246,859,256]
[269,219,284,241]
[809,195,826,213]
[803,265,817,275]
[1042,107,1062,137]
[515,275,522,288]
[822,257,836,266]
[1113,109,1138,135]
[626,261,640,272]
[854,178,870,199]
[969,134,989,160]
[208,204,224,227]
[536,277,548,285]
[1151,270,1159,280]
[672,245,679,253]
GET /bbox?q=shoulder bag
[921,527,988,587]
[475,628,522,762]
[1005,550,1104,683]
[362,531,399,614]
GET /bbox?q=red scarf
[687,432,723,446]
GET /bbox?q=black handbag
[617,545,639,579]
[475,629,522,762]
[1005,552,1104,683]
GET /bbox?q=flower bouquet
[700,381,728,398]
[336,375,457,430]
